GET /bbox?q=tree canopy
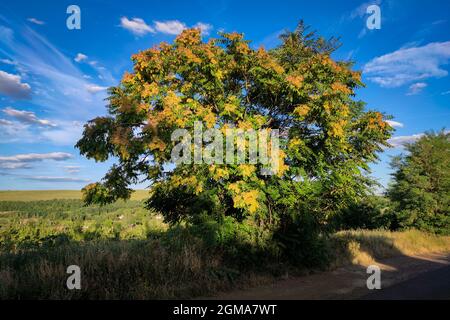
[76,21,392,228]
[388,130,450,234]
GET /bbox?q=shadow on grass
[0,227,281,300]
[1,229,448,299]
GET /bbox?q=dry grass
[0,190,149,202]
[330,229,450,268]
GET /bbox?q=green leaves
[76,22,392,230]
[388,130,450,234]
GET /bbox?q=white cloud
[363,41,450,87]
[0,119,13,126]
[193,22,213,35]
[86,84,108,94]
[406,82,427,95]
[0,22,113,120]
[24,176,89,182]
[154,20,187,35]
[386,120,404,128]
[40,121,83,145]
[154,20,213,35]
[74,53,88,63]
[441,90,450,95]
[0,118,83,146]
[0,162,31,169]
[0,152,73,163]
[388,133,424,148]
[120,17,154,36]
[63,165,81,174]
[0,70,32,99]
[27,18,45,25]
[2,107,56,127]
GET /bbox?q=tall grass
[330,229,450,267]
[1,193,449,299]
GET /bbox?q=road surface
[363,264,450,299]
[209,252,450,300]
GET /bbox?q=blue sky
[0,0,449,190]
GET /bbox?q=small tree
[76,22,392,235]
[388,130,450,234]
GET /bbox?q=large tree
[388,131,450,234]
[76,22,392,230]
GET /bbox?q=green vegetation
[0,24,448,300]
[388,131,450,234]
[0,196,448,299]
[76,22,393,270]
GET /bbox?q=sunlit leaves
[77,21,393,225]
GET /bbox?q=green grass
[0,190,150,201]
[0,191,449,299]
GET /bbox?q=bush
[332,195,394,231]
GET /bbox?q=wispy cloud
[349,0,382,20]
[63,165,81,174]
[364,41,450,87]
[0,152,73,171]
[0,20,113,120]
[0,58,16,65]
[0,119,13,126]
[0,117,83,146]
[0,162,31,169]
[40,120,83,145]
[23,176,90,182]
[2,107,56,127]
[406,82,427,95]
[0,70,32,99]
[0,152,72,163]
[27,18,45,25]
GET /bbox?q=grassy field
[0,190,449,299]
[0,190,149,201]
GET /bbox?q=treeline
[333,131,449,235]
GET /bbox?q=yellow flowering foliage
[238,164,256,178]
[171,175,203,195]
[367,112,387,131]
[329,120,347,138]
[293,104,310,118]
[142,82,159,99]
[209,165,229,181]
[331,82,352,95]
[232,190,260,214]
[77,21,393,223]
[286,74,304,88]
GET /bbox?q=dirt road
[210,252,450,300]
